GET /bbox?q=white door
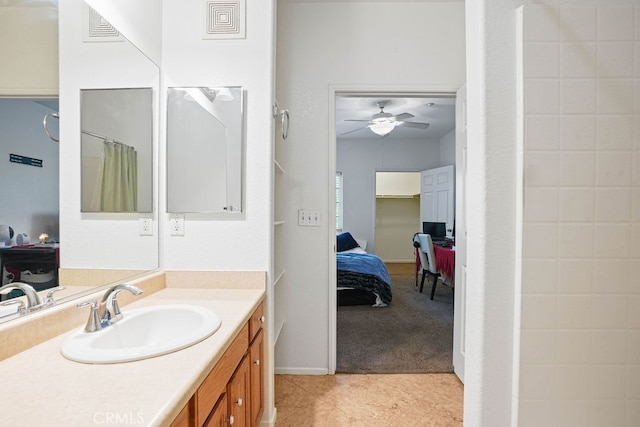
[453,85,467,382]
[420,165,455,235]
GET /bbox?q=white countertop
[0,287,264,426]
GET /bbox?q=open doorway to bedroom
[334,92,456,374]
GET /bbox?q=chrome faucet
[98,283,143,326]
[0,282,42,310]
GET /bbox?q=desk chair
[416,233,442,300]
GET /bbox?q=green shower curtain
[100,142,137,212]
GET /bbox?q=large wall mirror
[167,87,244,213]
[0,2,159,324]
[80,88,153,213]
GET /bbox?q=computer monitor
[422,221,446,238]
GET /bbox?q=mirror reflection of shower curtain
[91,142,137,212]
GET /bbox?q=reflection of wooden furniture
[0,245,60,296]
[171,301,265,427]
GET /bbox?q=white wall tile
[561,115,596,150]
[520,365,558,399]
[598,6,634,42]
[558,258,593,294]
[559,188,594,222]
[558,223,594,258]
[522,295,557,329]
[561,5,596,42]
[597,115,633,150]
[521,329,557,364]
[556,330,591,364]
[518,400,558,427]
[630,224,640,258]
[554,400,591,427]
[596,151,632,186]
[634,118,640,150]
[593,258,629,294]
[561,79,596,113]
[562,42,597,78]
[628,262,640,294]
[598,79,634,114]
[633,152,640,185]
[628,329,640,362]
[627,400,640,427]
[525,43,559,78]
[592,296,628,329]
[592,330,628,365]
[595,188,631,222]
[628,296,640,328]
[525,115,560,150]
[526,152,560,186]
[597,42,634,78]
[628,365,640,399]
[594,223,631,258]
[632,188,640,221]
[560,151,595,186]
[591,365,627,398]
[526,79,560,114]
[590,399,626,427]
[524,187,559,222]
[557,295,592,329]
[522,258,558,294]
[555,365,592,399]
[525,6,560,42]
[523,223,558,258]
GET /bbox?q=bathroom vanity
[0,271,266,426]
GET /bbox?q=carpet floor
[336,273,454,374]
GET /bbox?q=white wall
[338,137,441,254]
[0,100,59,243]
[440,129,456,165]
[275,2,465,373]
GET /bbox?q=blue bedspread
[336,252,391,286]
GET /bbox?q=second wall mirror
[166,86,243,214]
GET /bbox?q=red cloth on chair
[433,245,455,279]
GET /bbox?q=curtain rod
[43,111,133,149]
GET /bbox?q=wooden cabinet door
[249,329,264,427]
[203,394,227,427]
[227,356,250,427]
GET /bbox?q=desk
[0,245,60,297]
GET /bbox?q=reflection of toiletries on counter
[0,225,14,246]
[39,233,49,244]
[15,233,30,246]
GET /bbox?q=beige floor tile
[275,373,463,426]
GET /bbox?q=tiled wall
[519,4,639,426]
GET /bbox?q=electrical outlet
[138,217,153,236]
[298,209,321,226]
[169,214,185,236]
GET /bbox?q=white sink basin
[61,304,222,364]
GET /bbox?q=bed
[336,232,392,307]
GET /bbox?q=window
[335,172,343,232]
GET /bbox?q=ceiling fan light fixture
[369,121,397,137]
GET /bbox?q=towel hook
[272,101,290,140]
[43,112,60,143]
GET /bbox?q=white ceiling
[336,95,456,140]
[0,0,56,6]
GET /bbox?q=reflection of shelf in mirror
[274,269,285,287]
[274,159,286,174]
[274,220,285,226]
[274,318,285,346]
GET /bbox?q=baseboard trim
[274,367,330,375]
[260,407,277,427]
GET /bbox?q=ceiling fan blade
[400,121,430,129]
[345,119,373,123]
[393,112,414,121]
[340,126,369,136]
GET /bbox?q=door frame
[328,85,460,373]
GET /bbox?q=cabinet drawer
[196,323,249,426]
[249,302,264,342]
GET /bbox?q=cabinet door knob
[236,397,243,407]
[254,359,260,366]
[259,315,265,323]
[229,415,235,425]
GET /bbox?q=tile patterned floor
[275,373,463,426]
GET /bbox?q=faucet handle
[1,299,26,315]
[77,300,102,333]
[44,286,67,305]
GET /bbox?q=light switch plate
[298,209,321,226]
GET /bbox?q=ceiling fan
[342,100,430,137]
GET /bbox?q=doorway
[333,90,458,374]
